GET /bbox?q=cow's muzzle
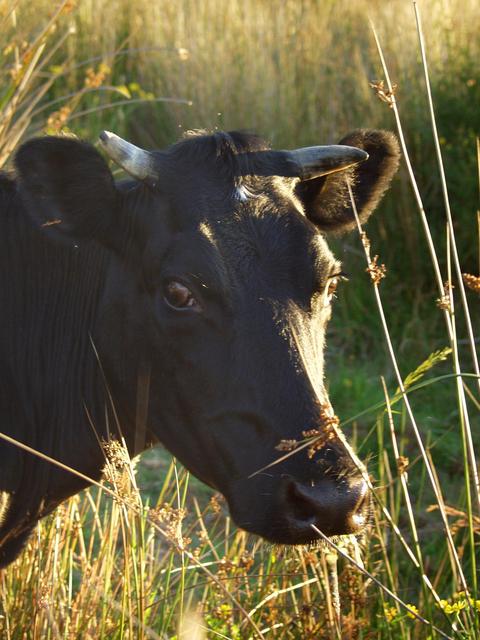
[280,475,370,543]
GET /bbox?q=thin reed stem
[381,377,446,626]
[413,5,479,620]
[347,181,471,598]
[370,16,480,520]
[310,525,454,640]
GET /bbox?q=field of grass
[0,0,479,638]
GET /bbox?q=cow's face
[16,129,399,544]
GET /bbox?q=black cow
[0,128,399,567]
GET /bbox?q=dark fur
[0,130,399,567]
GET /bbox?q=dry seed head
[209,494,222,514]
[102,438,131,475]
[101,439,138,506]
[275,438,298,452]
[149,503,190,548]
[397,455,409,475]
[318,404,340,428]
[197,528,209,542]
[341,562,367,607]
[366,255,387,284]
[463,273,480,293]
[369,79,397,108]
[436,280,454,310]
[302,428,322,439]
[84,63,111,89]
[436,295,451,310]
[427,504,480,535]
[304,433,333,459]
[217,557,236,578]
[46,106,72,133]
[302,413,339,459]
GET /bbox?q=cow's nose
[284,476,369,537]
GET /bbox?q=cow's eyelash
[312,270,344,296]
[328,271,348,281]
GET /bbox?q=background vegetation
[0,0,479,638]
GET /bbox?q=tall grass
[0,1,479,638]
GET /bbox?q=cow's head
[16,129,399,544]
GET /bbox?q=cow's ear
[15,136,125,250]
[295,130,400,234]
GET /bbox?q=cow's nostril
[286,482,319,524]
[284,477,369,538]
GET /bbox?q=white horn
[99,131,157,181]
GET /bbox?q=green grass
[0,0,479,638]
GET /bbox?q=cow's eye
[324,271,348,306]
[326,278,338,304]
[163,280,201,312]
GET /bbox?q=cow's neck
[0,180,145,538]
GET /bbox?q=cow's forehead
[155,137,339,287]
[197,204,338,292]
[201,193,333,258]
